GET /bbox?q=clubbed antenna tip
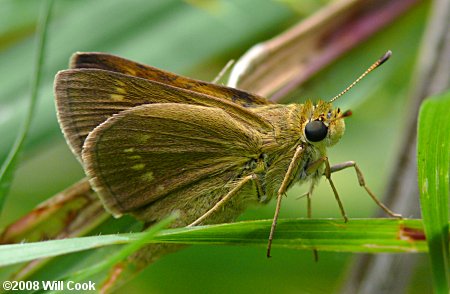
[378,50,392,66]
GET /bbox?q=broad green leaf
[417,91,450,293]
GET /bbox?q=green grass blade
[0,0,53,212]
[154,218,427,253]
[0,218,429,267]
[56,213,178,288]
[417,91,450,293]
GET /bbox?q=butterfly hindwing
[82,103,265,217]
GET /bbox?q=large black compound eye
[305,120,328,142]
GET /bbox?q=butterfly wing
[70,52,271,107]
[54,69,271,160]
[82,103,265,217]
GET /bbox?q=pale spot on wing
[125,68,137,76]
[141,171,154,182]
[156,185,165,192]
[124,148,135,153]
[116,87,127,94]
[132,163,145,170]
[128,155,142,160]
[111,94,124,101]
[116,80,126,87]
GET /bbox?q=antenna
[329,50,392,103]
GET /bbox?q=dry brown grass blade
[0,179,107,244]
[0,179,108,279]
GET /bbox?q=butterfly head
[303,100,351,147]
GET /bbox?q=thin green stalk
[0,0,54,212]
[56,213,177,288]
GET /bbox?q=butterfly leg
[323,157,349,222]
[267,145,305,257]
[304,157,345,262]
[305,183,315,218]
[187,174,256,227]
[304,156,349,222]
[303,182,319,262]
[296,183,315,216]
[330,161,402,218]
[253,173,268,203]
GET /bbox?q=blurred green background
[0,0,432,293]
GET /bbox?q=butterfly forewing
[54,69,271,160]
[71,52,271,107]
[82,103,265,217]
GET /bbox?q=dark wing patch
[71,52,271,106]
